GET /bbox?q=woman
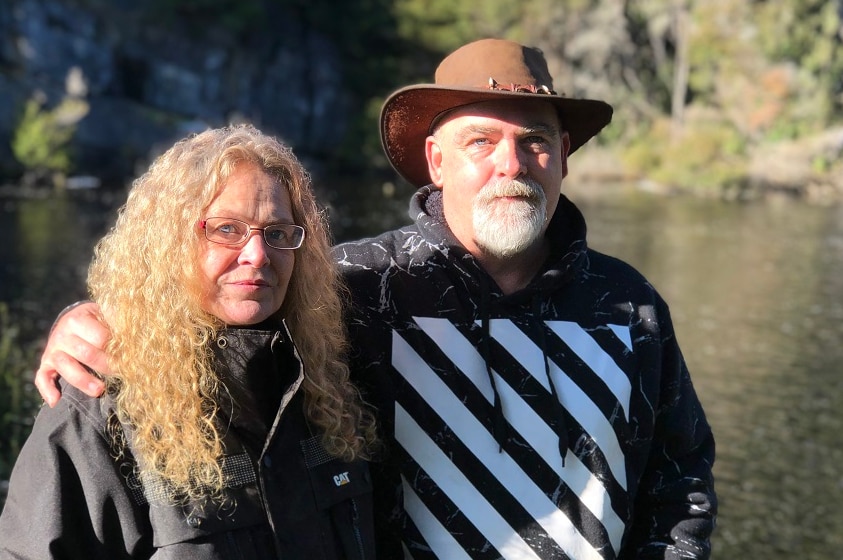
[0,124,378,559]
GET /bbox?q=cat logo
[333,471,350,487]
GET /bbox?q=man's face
[425,100,570,259]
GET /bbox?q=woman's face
[198,162,296,326]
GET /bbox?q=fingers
[34,353,106,405]
[34,302,111,405]
[60,329,112,374]
[62,302,112,355]
[35,343,107,404]
[33,364,62,408]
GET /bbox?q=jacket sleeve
[0,388,152,559]
[623,302,718,560]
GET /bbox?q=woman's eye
[215,222,245,238]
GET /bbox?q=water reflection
[0,191,121,339]
[1,184,842,558]
[571,185,843,559]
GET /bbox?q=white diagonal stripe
[411,317,496,403]
[394,331,603,560]
[546,321,632,420]
[608,324,633,351]
[401,475,473,560]
[414,316,624,552]
[484,319,628,489]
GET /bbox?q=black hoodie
[335,186,716,559]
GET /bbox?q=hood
[408,185,589,457]
[408,184,590,298]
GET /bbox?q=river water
[1,183,842,558]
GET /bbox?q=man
[35,39,717,559]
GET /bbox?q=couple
[2,38,717,559]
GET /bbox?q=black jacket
[334,186,716,559]
[0,324,375,559]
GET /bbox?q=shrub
[621,113,748,195]
[0,302,41,509]
[10,94,88,186]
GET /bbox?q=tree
[11,92,88,187]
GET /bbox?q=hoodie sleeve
[0,387,152,559]
[623,301,718,559]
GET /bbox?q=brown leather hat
[380,38,614,187]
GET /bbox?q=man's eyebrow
[453,122,560,142]
[453,124,498,142]
[521,123,561,137]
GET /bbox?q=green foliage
[623,114,748,193]
[688,0,840,136]
[0,303,41,505]
[610,0,842,194]
[11,96,88,184]
[144,0,843,195]
[55,0,843,195]
[393,0,524,53]
[146,0,263,36]
[755,0,843,123]
[12,99,72,176]
[756,0,841,71]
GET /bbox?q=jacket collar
[213,321,304,441]
[409,184,590,295]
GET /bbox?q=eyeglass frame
[200,217,306,250]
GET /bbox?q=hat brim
[380,84,614,187]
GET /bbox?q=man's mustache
[477,178,545,203]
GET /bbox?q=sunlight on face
[427,100,568,259]
[472,176,548,258]
[198,162,296,325]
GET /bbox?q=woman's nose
[238,231,270,266]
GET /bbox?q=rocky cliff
[0,0,349,183]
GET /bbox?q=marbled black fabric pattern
[334,186,716,559]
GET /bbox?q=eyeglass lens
[203,218,304,249]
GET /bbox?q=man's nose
[494,138,527,178]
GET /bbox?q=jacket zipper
[350,498,365,559]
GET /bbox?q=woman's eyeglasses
[201,217,305,250]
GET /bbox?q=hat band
[487,77,557,96]
[427,77,560,135]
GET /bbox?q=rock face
[0,0,350,182]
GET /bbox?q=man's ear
[560,131,571,179]
[425,135,445,187]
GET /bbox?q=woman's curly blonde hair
[88,124,376,502]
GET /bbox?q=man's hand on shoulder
[34,301,111,407]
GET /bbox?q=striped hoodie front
[334,186,716,560]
